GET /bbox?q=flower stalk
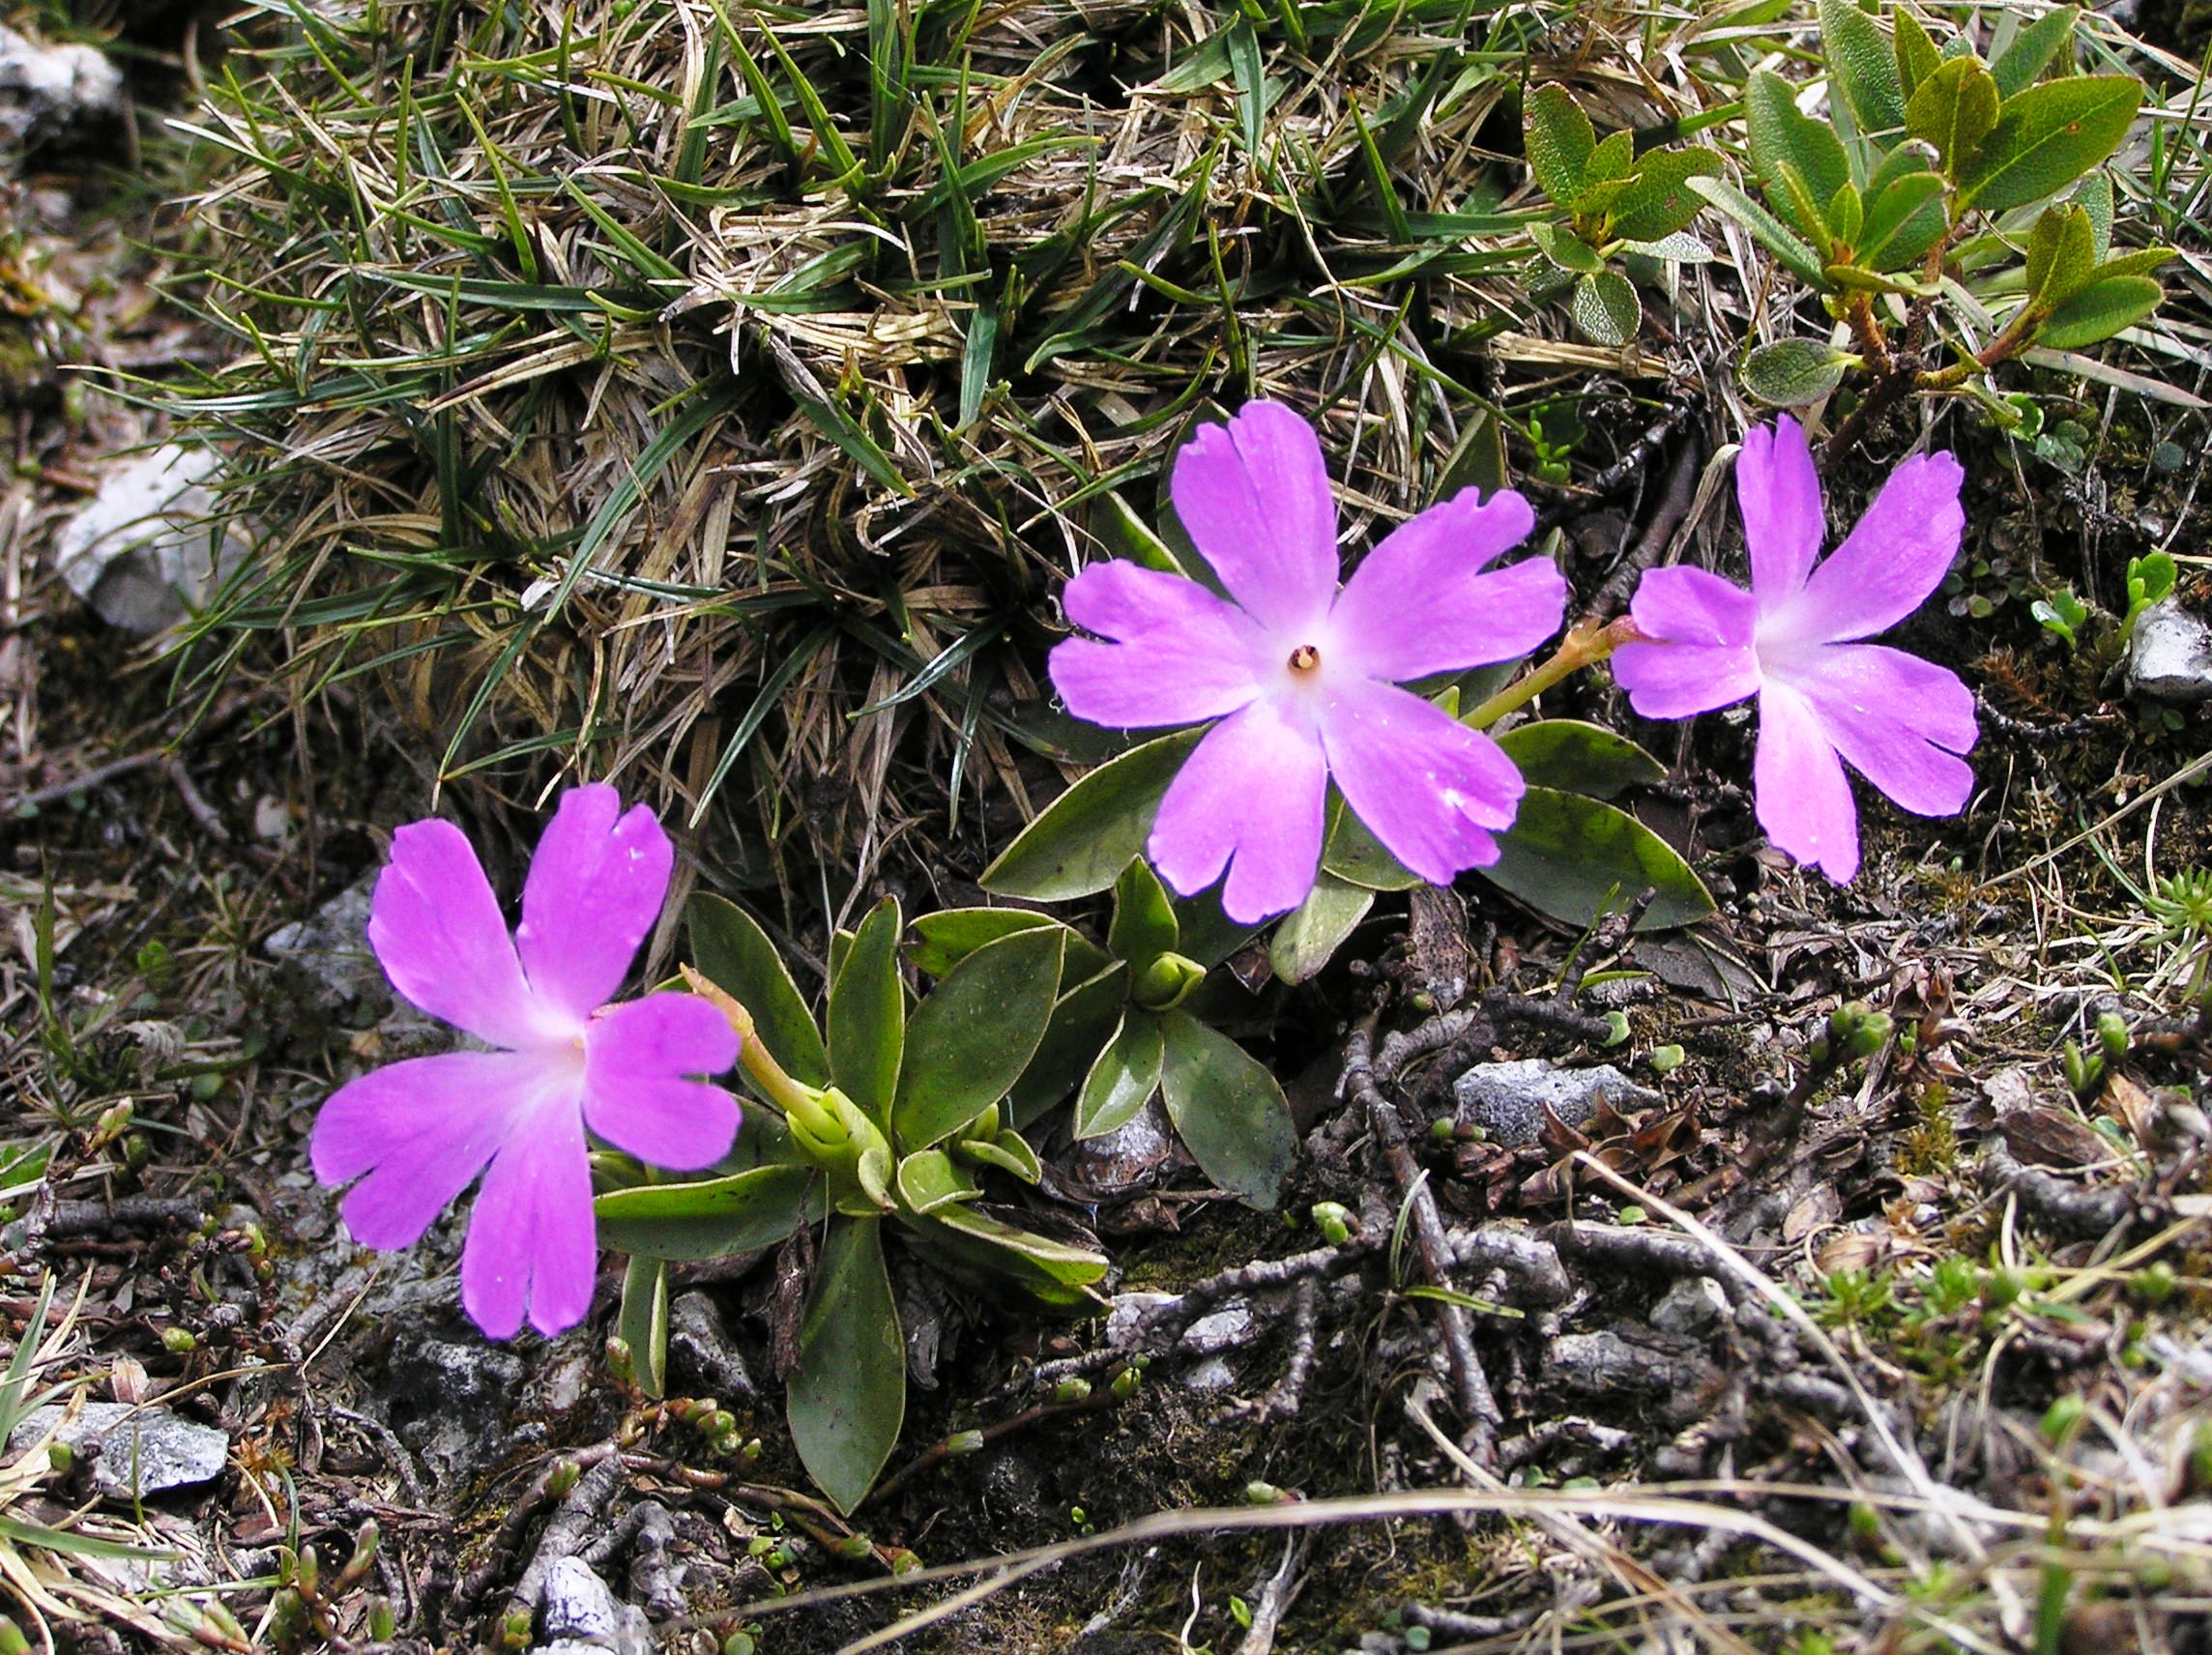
[1464,615,1646,731]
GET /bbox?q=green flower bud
[1601,1010,1631,1047]
[1111,1366,1142,1401]
[1428,1116,1456,1143]
[2098,1011,2130,1066]
[546,1458,582,1499]
[1052,1377,1091,1405]
[945,1429,986,1455]
[722,1634,756,1655]
[45,1441,71,1475]
[1244,1481,1281,1505]
[2040,1395,2087,1442]
[889,1549,926,1575]
[0,1617,30,1655]
[368,1597,396,1640]
[604,1338,637,1389]
[500,1605,535,1649]
[1131,951,1207,1011]
[1646,1044,1684,1074]
[160,1325,197,1354]
[2133,1262,2177,1304]
[835,1534,873,1559]
[1310,1202,1352,1246]
[344,1520,380,1582]
[94,1100,133,1144]
[295,1544,319,1598]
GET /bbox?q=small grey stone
[1452,1060,1661,1148]
[1179,1301,1256,1355]
[667,1292,756,1403]
[1182,1356,1237,1394]
[12,1402,228,1496]
[0,21,121,147]
[1103,1291,1176,1347]
[1648,1276,1730,1336]
[2126,598,2212,705]
[264,878,381,1006]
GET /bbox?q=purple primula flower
[1611,414,1977,884]
[311,786,740,1340]
[1049,400,1568,923]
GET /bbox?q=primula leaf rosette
[1048,400,1569,923]
[312,787,742,1339]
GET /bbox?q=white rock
[1103,1292,1176,1347]
[0,21,120,146]
[51,446,254,633]
[2126,598,2212,705]
[265,876,380,1005]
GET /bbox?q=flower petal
[461,1098,597,1340]
[1754,681,1861,883]
[1319,679,1524,884]
[312,1051,555,1249]
[1779,449,1965,644]
[1148,698,1327,923]
[1169,401,1339,634]
[1781,643,1977,817]
[368,819,544,1048]
[516,785,674,1022]
[1738,416,1826,611]
[582,994,742,1171]
[1050,562,1268,727]
[1327,488,1563,682]
[1612,566,1761,718]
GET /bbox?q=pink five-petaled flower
[1049,400,1568,923]
[311,786,741,1340]
[1610,414,1978,884]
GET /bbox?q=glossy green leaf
[1480,786,1716,931]
[1269,873,1373,986]
[1496,719,1666,798]
[1991,6,2079,100]
[1007,963,1129,1126]
[894,924,1065,1148]
[1570,270,1640,346]
[1960,75,2140,213]
[1091,489,1194,577]
[1074,1009,1165,1139]
[689,894,829,1087]
[1529,218,1604,275]
[1906,55,1999,176]
[1746,71,1849,243]
[1819,0,1905,137]
[981,727,1205,901]
[1741,338,1854,406]
[1687,176,1827,285]
[893,1151,1109,1309]
[788,1216,904,1515]
[829,896,905,1124]
[1322,794,1422,891]
[957,1126,1042,1184]
[1524,83,1595,208]
[1108,857,1180,973]
[617,1255,668,1399]
[909,907,1058,978]
[1158,1010,1297,1210]
[1606,148,1723,244]
[2035,273,2163,349]
[596,1163,822,1261]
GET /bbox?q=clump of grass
[140,0,1667,886]
[144,0,2205,909]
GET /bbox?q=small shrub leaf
[2035,273,2164,349]
[1742,338,1854,406]
[1570,270,1641,346]
[1524,84,1595,207]
[1960,75,2140,212]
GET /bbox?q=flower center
[1287,644,1322,674]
